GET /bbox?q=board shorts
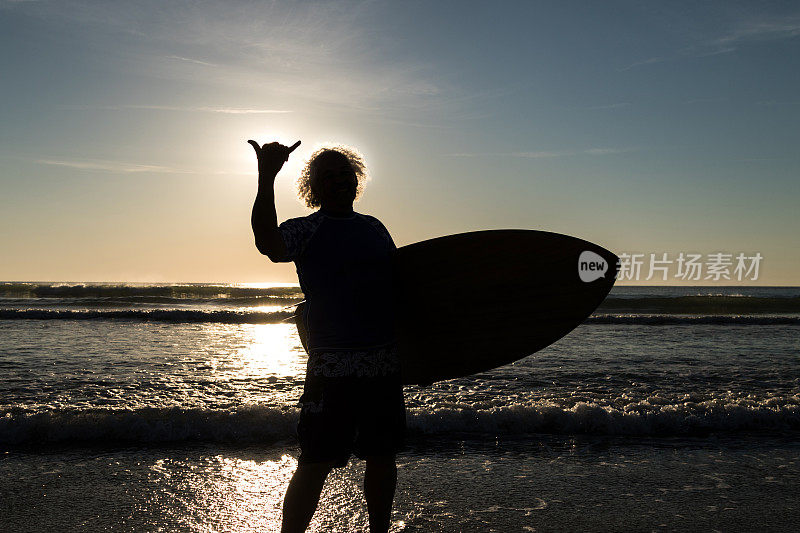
[297,342,406,467]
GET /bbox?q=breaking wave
[586,314,800,325]
[2,400,798,446]
[3,283,800,324]
[2,309,798,325]
[0,282,302,300]
[598,295,800,314]
[0,309,294,323]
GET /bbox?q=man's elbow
[254,240,274,259]
[255,240,285,263]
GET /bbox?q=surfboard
[295,230,618,386]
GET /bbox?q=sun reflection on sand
[146,453,386,532]
[149,453,296,531]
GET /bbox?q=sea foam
[3,400,798,446]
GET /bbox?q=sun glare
[150,454,297,531]
[236,323,305,377]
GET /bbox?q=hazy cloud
[617,56,666,72]
[756,100,800,107]
[38,158,196,174]
[685,18,800,57]
[619,7,800,70]
[8,0,446,113]
[62,104,292,114]
[446,148,634,158]
[714,19,800,47]
[165,55,217,67]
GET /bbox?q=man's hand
[247,139,301,178]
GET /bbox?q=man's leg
[281,460,335,533]
[364,454,397,533]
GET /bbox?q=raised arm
[247,139,301,262]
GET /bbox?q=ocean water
[1,282,799,532]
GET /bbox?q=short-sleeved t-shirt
[278,209,397,351]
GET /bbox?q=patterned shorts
[297,343,406,467]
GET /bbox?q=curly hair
[296,145,369,208]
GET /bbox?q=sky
[1,0,799,284]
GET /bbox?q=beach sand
[3,435,798,532]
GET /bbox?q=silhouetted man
[248,139,405,533]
